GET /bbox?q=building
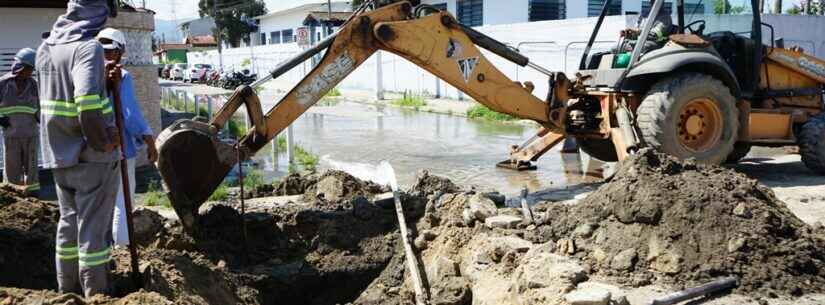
[179,16,216,42]
[0,0,162,166]
[156,43,190,63]
[253,1,352,47]
[184,35,218,48]
[418,0,713,26]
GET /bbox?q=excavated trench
[0,171,429,305]
[3,157,825,304]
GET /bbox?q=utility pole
[773,0,782,14]
[327,0,332,36]
[170,0,180,41]
[214,0,224,70]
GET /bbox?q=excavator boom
[155,1,569,232]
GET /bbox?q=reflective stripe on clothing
[0,106,37,115]
[56,245,79,260]
[78,246,111,267]
[41,98,111,117]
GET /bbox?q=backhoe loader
[156,0,825,232]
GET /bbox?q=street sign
[296,27,310,47]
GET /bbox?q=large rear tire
[725,142,752,164]
[636,73,739,164]
[799,114,825,175]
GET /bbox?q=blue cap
[15,48,36,67]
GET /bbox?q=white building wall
[0,8,65,51]
[258,11,313,45]
[566,0,589,19]
[484,0,529,25]
[191,14,825,101]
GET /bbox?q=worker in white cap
[96,27,157,248]
[0,48,40,195]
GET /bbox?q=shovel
[376,161,430,305]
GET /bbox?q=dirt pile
[270,170,389,203]
[531,149,825,296]
[0,187,59,290]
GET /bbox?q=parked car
[184,64,213,83]
[161,64,173,79]
[170,63,188,81]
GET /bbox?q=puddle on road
[247,100,609,196]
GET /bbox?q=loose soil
[3,152,825,304]
[530,149,825,296]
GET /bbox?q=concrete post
[271,134,279,170]
[207,96,213,120]
[194,95,200,116]
[435,78,441,98]
[183,93,189,113]
[286,125,295,167]
[375,51,384,100]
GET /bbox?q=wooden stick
[391,190,429,305]
[111,69,142,287]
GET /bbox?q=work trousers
[3,136,39,192]
[54,161,119,298]
[112,157,136,246]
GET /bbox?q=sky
[146,0,806,21]
[146,0,321,20]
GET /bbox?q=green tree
[787,4,803,14]
[714,0,732,14]
[352,0,365,10]
[199,0,267,48]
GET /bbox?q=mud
[0,187,59,290]
[530,149,825,296]
[4,157,825,304]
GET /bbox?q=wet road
[253,101,607,195]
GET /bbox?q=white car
[184,64,213,83]
[170,63,188,81]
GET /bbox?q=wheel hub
[677,98,723,152]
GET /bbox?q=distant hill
[154,18,194,43]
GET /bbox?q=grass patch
[227,118,247,139]
[326,87,341,97]
[208,184,230,201]
[467,104,516,121]
[143,181,171,208]
[392,92,427,110]
[276,136,320,172]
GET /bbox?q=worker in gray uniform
[0,48,40,195]
[37,0,121,297]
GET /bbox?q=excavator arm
[156,1,570,232]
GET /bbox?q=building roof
[254,1,350,20]
[303,11,352,25]
[185,35,217,46]
[158,43,189,51]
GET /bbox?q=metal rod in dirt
[520,187,534,224]
[110,67,142,287]
[237,144,249,259]
[391,189,430,305]
[650,277,738,305]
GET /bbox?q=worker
[0,48,40,195]
[38,0,121,298]
[96,28,158,247]
[617,0,676,53]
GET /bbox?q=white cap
[97,27,126,51]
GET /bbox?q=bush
[208,184,229,201]
[467,104,516,121]
[143,181,171,208]
[326,87,342,97]
[392,92,427,109]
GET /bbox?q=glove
[0,117,10,128]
